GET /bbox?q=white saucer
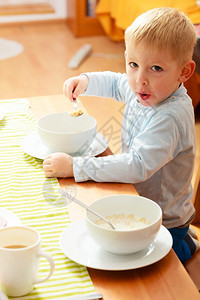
[0,208,21,227]
[21,131,108,160]
[60,219,172,271]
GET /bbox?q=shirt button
[171,96,176,100]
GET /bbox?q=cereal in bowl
[95,213,151,231]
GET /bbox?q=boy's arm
[73,113,186,183]
[63,72,134,102]
[82,71,130,102]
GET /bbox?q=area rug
[0,37,23,60]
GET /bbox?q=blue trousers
[168,226,191,263]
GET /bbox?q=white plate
[60,219,172,271]
[21,131,108,160]
[0,208,21,227]
[0,109,5,121]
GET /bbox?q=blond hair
[125,7,197,65]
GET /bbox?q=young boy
[43,7,199,262]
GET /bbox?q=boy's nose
[136,71,148,85]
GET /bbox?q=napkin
[0,99,96,300]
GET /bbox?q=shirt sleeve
[73,112,183,183]
[82,71,133,102]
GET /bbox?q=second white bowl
[37,112,97,154]
[86,194,162,255]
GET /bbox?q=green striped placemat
[0,98,95,299]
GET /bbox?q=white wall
[0,0,67,23]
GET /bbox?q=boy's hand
[63,75,89,101]
[43,153,74,178]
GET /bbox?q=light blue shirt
[73,72,196,228]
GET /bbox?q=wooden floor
[0,21,200,291]
[0,21,125,114]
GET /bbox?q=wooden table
[28,94,200,300]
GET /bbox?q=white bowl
[86,194,162,255]
[37,112,97,154]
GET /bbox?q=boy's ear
[179,60,196,83]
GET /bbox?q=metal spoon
[58,188,115,230]
[73,99,78,111]
[69,98,83,116]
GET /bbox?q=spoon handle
[73,99,78,111]
[58,189,115,230]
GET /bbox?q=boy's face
[125,41,184,107]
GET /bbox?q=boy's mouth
[139,93,150,101]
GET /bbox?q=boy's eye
[152,65,163,72]
[129,62,138,68]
